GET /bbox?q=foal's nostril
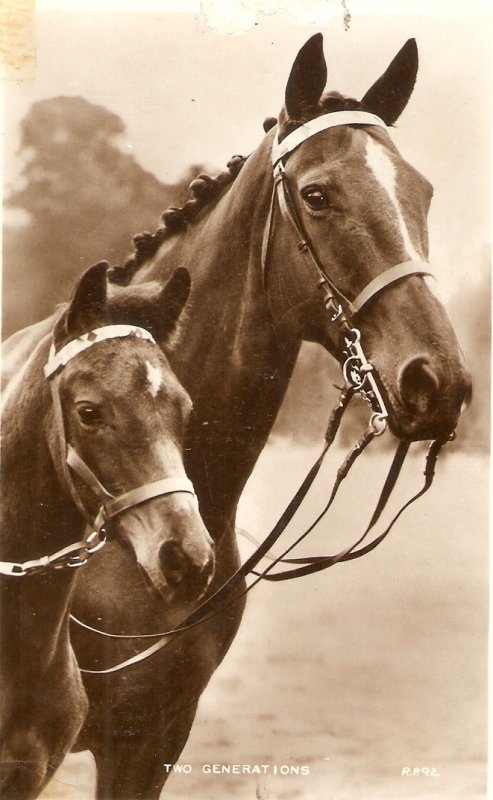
[159,540,186,588]
[159,540,215,598]
[398,356,440,416]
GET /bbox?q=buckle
[369,413,388,436]
[343,328,361,347]
[66,555,89,569]
[85,528,107,554]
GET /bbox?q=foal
[0,263,214,799]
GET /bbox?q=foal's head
[48,263,214,602]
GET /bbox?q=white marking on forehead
[145,360,164,398]
[364,137,421,262]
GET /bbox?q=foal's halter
[0,325,196,577]
[72,112,452,674]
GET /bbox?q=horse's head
[48,263,214,603]
[264,34,471,441]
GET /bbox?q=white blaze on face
[365,137,421,262]
[145,360,164,398]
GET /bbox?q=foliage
[3,96,197,337]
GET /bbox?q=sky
[1,0,491,297]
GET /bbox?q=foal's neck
[1,341,82,673]
[1,340,83,562]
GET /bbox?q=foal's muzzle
[159,540,215,601]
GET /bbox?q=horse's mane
[108,153,248,287]
[108,94,359,288]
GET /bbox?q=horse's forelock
[320,91,361,113]
[276,91,362,143]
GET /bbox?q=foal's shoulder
[1,312,58,392]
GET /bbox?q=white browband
[272,110,387,166]
[44,325,156,378]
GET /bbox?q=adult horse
[0,264,214,799]
[73,34,468,798]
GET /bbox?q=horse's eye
[301,187,328,211]
[76,403,103,427]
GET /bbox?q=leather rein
[71,111,452,675]
[0,325,196,578]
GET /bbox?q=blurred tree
[3,96,198,337]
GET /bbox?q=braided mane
[108,154,248,286]
[109,95,359,287]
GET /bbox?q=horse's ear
[65,261,109,335]
[285,33,327,121]
[360,39,418,125]
[155,267,191,339]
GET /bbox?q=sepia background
[2,0,490,798]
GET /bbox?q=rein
[72,111,452,673]
[0,325,196,578]
[73,421,450,675]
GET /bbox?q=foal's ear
[360,39,418,125]
[154,267,191,340]
[285,33,327,121]
[65,261,109,336]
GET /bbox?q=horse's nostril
[398,356,440,416]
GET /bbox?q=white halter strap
[272,110,387,166]
[44,325,156,378]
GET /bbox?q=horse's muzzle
[391,353,472,440]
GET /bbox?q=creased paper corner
[0,0,35,80]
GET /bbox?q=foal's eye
[301,187,329,211]
[76,403,103,428]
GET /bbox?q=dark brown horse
[65,35,471,799]
[0,265,214,799]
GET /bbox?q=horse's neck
[142,136,301,526]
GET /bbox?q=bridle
[0,324,196,577]
[70,112,454,675]
[262,110,433,430]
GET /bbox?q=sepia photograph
[1,1,490,798]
